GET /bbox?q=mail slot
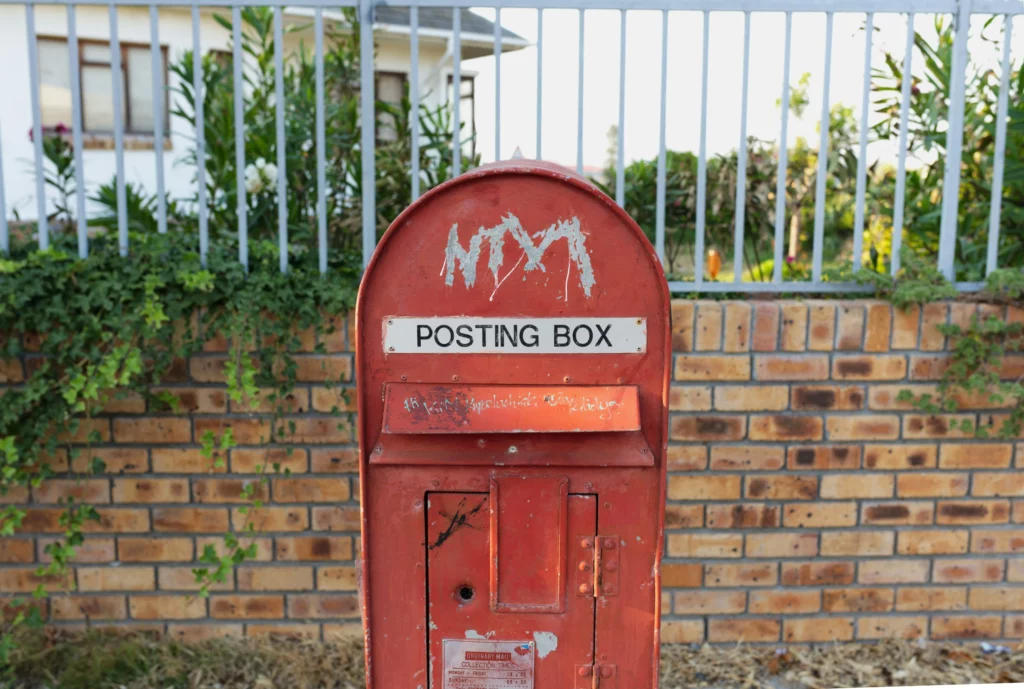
[356,160,671,689]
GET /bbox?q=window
[37,36,169,136]
[376,71,406,143]
[447,75,476,158]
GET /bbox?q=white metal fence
[0,0,1021,293]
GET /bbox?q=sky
[459,8,1022,172]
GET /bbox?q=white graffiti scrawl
[442,213,596,300]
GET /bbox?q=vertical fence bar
[150,5,167,235]
[851,12,873,273]
[315,6,327,273]
[937,0,972,280]
[193,5,209,266]
[68,5,88,257]
[274,6,287,273]
[536,8,543,159]
[694,10,710,286]
[410,6,420,200]
[232,5,248,270]
[576,9,585,175]
[891,12,914,275]
[494,7,501,161]
[615,9,626,207]
[772,11,792,283]
[360,0,376,267]
[733,10,751,283]
[0,118,7,253]
[811,11,834,283]
[452,9,461,177]
[26,5,48,250]
[110,3,128,256]
[654,9,668,266]
[986,13,1013,276]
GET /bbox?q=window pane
[126,46,154,132]
[38,39,72,128]
[81,43,110,63]
[460,77,473,98]
[377,72,403,142]
[82,64,122,132]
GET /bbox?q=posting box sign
[384,317,647,354]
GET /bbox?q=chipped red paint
[356,159,671,689]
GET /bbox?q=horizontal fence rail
[0,0,1020,293]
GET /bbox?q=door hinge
[575,535,619,597]
[575,664,617,689]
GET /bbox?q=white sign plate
[443,639,535,689]
[384,317,646,354]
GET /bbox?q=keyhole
[458,586,475,603]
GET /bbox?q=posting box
[356,160,671,689]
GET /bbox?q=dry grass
[3,630,1023,689]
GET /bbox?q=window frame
[375,70,407,145]
[36,34,170,137]
[446,73,476,159]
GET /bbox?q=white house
[0,5,527,222]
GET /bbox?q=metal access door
[426,478,598,689]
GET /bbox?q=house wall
[0,5,450,223]
[1,299,1022,645]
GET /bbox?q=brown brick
[710,446,784,471]
[0,569,65,593]
[666,534,743,558]
[32,479,110,504]
[1015,500,1024,524]
[196,537,272,562]
[788,445,860,470]
[754,355,829,381]
[827,415,900,441]
[318,566,358,591]
[158,566,232,592]
[749,415,823,441]
[130,595,207,620]
[714,385,788,411]
[891,305,921,349]
[665,505,705,529]
[937,500,1010,525]
[779,303,808,352]
[972,529,1024,553]
[909,355,951,380]
[820,531,895,557]
[897,473,969,498]
[153,507,228,533]
[969,587,1024,611]
[311,388,357,414]
[674,355,751,382]
[723,303,751,352]
[113,417,191,444]
[673,591,746,615]
[784,617,854,642]
[151,448,226,474]
[288,594,359,618]
[864,444,937,469]
[668,476,741,501]
[232,448,309,474]
[695,302,723,351]
[71,448,149,474]
[311,507,361,532]
[807,301,836,351]
[708,619,780,643]
[933,558,1005,583]
[310,449,358,474]
[836,303,865,350]
[0,359,24,383]
[920,303,948,350]
[670,386,712,411]
[897,529,969,555]
[57,418,111,444]
[77,566,154,591]
[119,537,193,562]
[0,540,34,564]
[193,478,269,504]
[931,615,1003,640]
[950,302,977,330]
[670,416,745,442]
[37,537,114,564]
[238,566,315,591]
[168,624,243,641]
[868,384,932,410]
[211,595,285,619]
[896,587,967,611]
[670,301,695,351]
[745,475,817,500]
[1010,615,1024,638]
[704,563,776,587]
[51,595,126,620]
[783,503,857,528]
[904,414,976,440]
[792,385,864,411]
[823,588,894,613]
[864,303,893,352]
[833,355,906,381]
[858,616,926,640]
[751,590,820,614]
[112,478,189,503]
[782,561,855,586]
[861,501,933,526]
[660,620,705,643]
[151,387,228,414]
[667,446,708,471]
[194,418,272,445]
[706,504,779,529]
[745,533,818,558]
[246,623,322,638]
[275,536,353,561]
[940,444,1013,469]
[235,507,308,532]
[273,477,351,503]
[230,388,310,414]
[752,303,781,352]
[661,563,703,588]
[821,474,893,499]
[292,355,352,383]
[859,560,930,584]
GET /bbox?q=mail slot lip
[382,383,640,434]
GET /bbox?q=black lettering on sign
[435,325,455,347]
[553,324,570,347]
[573,324,594,347]
[455,325,473,348]
[498,325,518,348]
[520,324,540,347]
[417,325,433,346]
[595,324,612,346]
[475,324,491,348]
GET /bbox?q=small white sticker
[443,639,534,689]
[384,317,646,354]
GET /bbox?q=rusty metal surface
[383,384,640,434]
[356,159,670,689]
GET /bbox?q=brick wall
[2,299,1022,644]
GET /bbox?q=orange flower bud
[707,249,722,280]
